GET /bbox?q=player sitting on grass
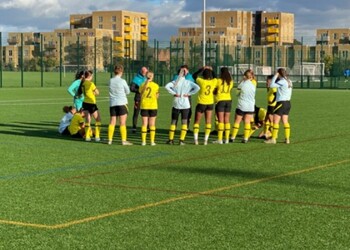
[67,108,86,138]
[58,106,76,136]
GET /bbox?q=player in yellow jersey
[192,66,218,145]
[213,67,234,144]
[263,75,277,139]
[139,71,159,146]
[77,70,102,142]
[68,108,86,138]
[249,106,267,138]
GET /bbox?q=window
[112,24,117,30]
[264,17,268,23]
[98,16,103,23]
[255,51,261,58]
[112,16,116,22]
[182,32,187,36]
[9,50,13,56]
[99,24,103,29]
[210,16,215,25]
[334,33,338,39]
[24,50,29,57]
[230,17,234,24]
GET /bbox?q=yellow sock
[231,123,240,139]
[284,123,290,140]
[85,123,91,139]
[180,124,188,141]
[193,123,200,140]
[95,122,101,138]
[224,123,230,141]
[150,126,156,143]
[272,124,280,140]
[243,123,251,140]
[120,125,127,141]
[218,123,224,141]
[249,127,256,137]
[169,124,176,140]
[215,118,219,132]
[108,124,115,141]
[141,126,147,143]
[264,120,271,135]
[205,123,212,141]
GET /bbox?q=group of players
[58,64,293,146]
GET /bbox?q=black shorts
[195,104,214,113]
[83,102,99,114]
[61,127,70,136]
[215,101,232,113]
[71,132,83,138]
[274,101,291,116]
[267,105,275,115]
[171,108,190,121]
[235,108,254,116]
[110,105,128,116]
[141,109,157,117]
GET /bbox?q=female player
[77,70,102,142]
[263,75,277,139]
[213,67,234,144]
[192,66,218,145]
[265,68,293,144]
[139,71,159,146]
[67,71,85,110]
[107,65,132,145]
[58,106,76,135]
[165,68,200,145]
[67,108,86,138]
[230,69,256,143]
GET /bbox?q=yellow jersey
[267,87,277,107]
[68,113,84,135]
[251,79,257,87]
[251,107,267,126]
[196,77,218,105]
[83,80,97,104]
[139,81,159,110]
[215,79,234,102]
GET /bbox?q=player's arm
[165,81,177,95]
[67,82,78,97]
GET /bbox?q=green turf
[0,85,349,249]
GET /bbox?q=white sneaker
[85,138,91,142]
[194,140,199,145]
[285,139,290,144]
[95,137,101,142]
[141,142,146,146]
[212,140,223,144]
[224,139,229,144]
[264,139,277,144]
[150,142,156,146]
[122,141,133,146]
[204,140,208,145]
[108,140,112,145]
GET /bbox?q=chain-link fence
[1,32,349,88]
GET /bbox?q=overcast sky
[0,0,349,45]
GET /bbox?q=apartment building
[316,28,350,45]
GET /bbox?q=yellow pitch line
[1,159,349,230]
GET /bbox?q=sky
[0,0,349,45]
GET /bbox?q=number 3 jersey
[195,77,218,105]
[139,81,159,110]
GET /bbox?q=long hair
[220,67,232,85]
[202,69,212,80]
[277,68,292,88]
[75,71,84,80]
[77,70,92,97]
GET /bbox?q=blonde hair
[146,71,154,80]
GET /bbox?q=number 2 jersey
[139,81,159,110]
[195,78,218,105]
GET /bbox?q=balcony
[141,28,148,34]
[267,28,279,34]
[114,36,123,42]
[124,35,132,40]
[124,26,132,33]
[141,19,148,26]
[7,38,18,45]
[266,36,279,43]
[141,35,148,41]
[124,18,132,24]
[267,19,279,25]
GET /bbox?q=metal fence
[1,32,350,88]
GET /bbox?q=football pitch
[0,85,349,249]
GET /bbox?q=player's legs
[92,110,101,141]
[204,109,213,145]
[149,116,157,145]
[193,110,203,144]
[231,113,243,141]
[216,111,225,143]
[243,114,252,142]
[282,114,290,144]
[132,101,140,132]
[108,115,117,143]
[141,115,148,145]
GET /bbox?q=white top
[58,112,74,133]
[109,75,130,107]
[237,80,256,112]
[165,77,200,109]
[270,75,292,102]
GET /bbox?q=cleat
[285,139,290,144]
[179,140,186,146]
[212,140,223,144]
[150,142,157,146]
[229,138,235,143]
[194,140,199,145]
[241,139,248,144]
[122,141,133,146]
[95,137,101,142]
[166,140,174,145]
[264,139,277,144]
[108,140,112,145]
[85,138,91,142]
[141,142,146,146]
[203,140,208,146]
[224,140,229,144]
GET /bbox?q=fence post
[59,34,62,87]
[77,36,80,71]
[0,32,2,88]
[301,37,304,88]
[40,34,44,87]
[21,33,24,87]
[110,37,113,79]
[320,36,324,88]
[94,37,97,84]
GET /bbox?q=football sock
[150,126,156,143]
[141,126,147,143]
[272,124,280,140]
[231,123,240,139]
[169,124,176,141]
[243,123,251,140]
[218,123,224,141]
[180,124,188,141]
[120,125,127,141]
[95,122,101,138]
[108,124,115,141]
[224,123,231,141]
[284,123,290,140]
[85,123,91,139]
[205,123,212,141]
[193,123,200,140]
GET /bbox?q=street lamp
[203,0,206,66]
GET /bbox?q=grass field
[0,84,349,249]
